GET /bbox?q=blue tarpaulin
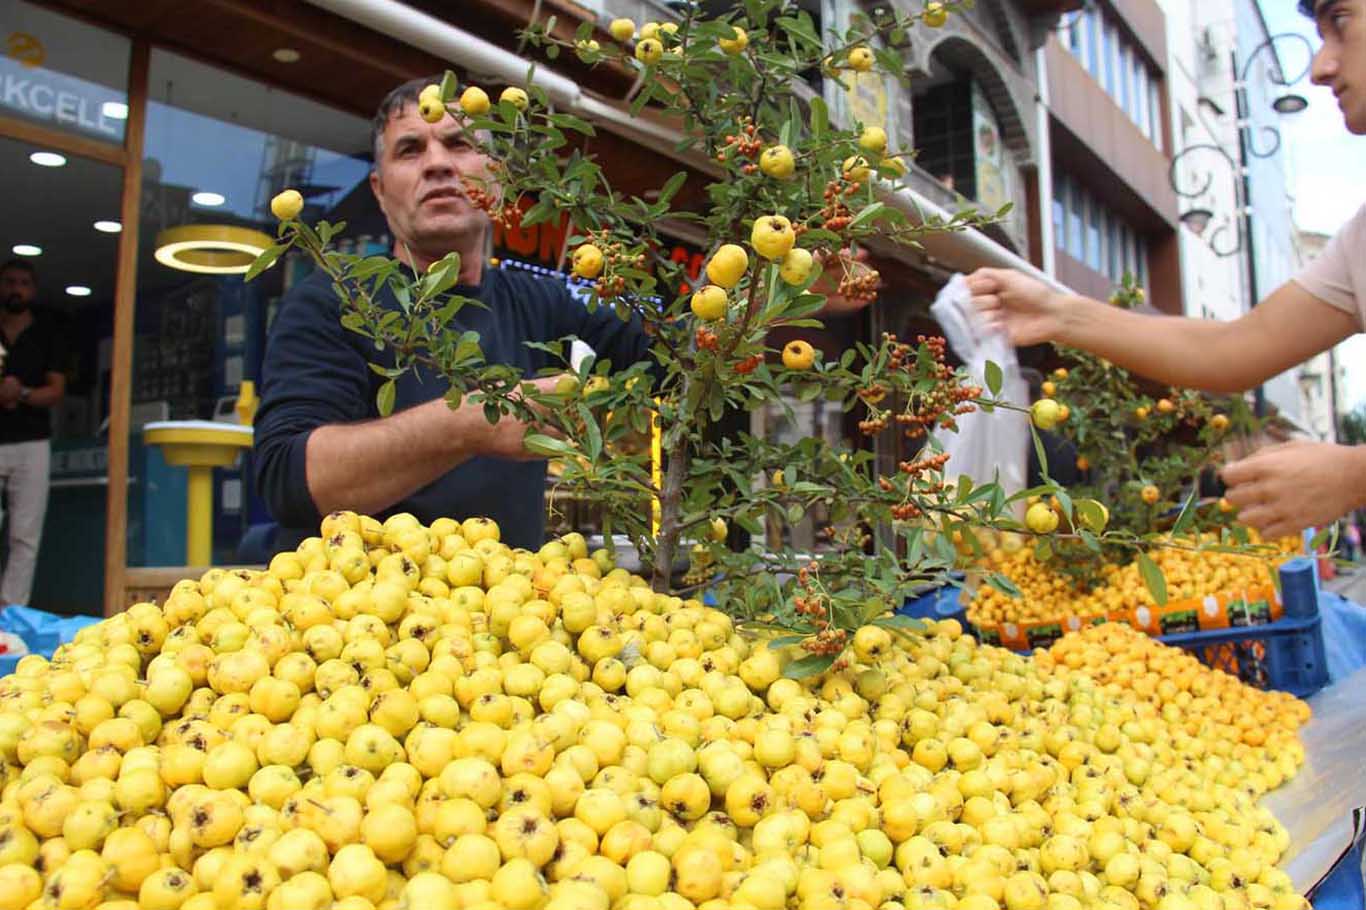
[0,605,100,674]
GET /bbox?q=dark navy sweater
[253,266,652,551]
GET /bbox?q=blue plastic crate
[1158,614,1329,698]
[899,576,968,629]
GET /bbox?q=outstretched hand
[1221,440,1366,540]
[965,268,1069,347]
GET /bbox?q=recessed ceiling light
[93,220,123,233]
[11,244,42,256]
[192,191,226,207]
[65,285,92,297]
[101,101,129,120]
[272,48,301,63]
[29,151,66,167]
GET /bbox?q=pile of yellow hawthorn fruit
[0,511,1311,910]
[967,533,1298,629]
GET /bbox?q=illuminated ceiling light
[192,191,226,207]
[11,244,42,256]
[29,151,66,167]
[101,101,129,120]
[93,220,123,233]
[272,48,301,63]
[154,224,275,275]
[65,285,92,297]
[1272,92,1308,115]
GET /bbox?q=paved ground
[1325,565,1366,603]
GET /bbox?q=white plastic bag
[929,274,1029,513]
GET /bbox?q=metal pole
[1233,50,1266,417]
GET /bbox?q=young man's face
[1311,0,1366,134]
[0,268,35,312]
[368,101,494,260]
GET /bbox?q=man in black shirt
[0,259,66,606]
[253,79,652,550]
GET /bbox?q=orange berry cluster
[733,353,763,374]
[715,121,762,166]
[695,327,719,350]
[818,179,859,232]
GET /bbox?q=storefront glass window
[127,49,380,567]
[0,0,128,146]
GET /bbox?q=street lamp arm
[1238,32,1314,86]
[1168,143,1240,200]
[1245,124,1283,159]
[1204,218,1244,259]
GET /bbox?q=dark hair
[370,76,444,166]
[0,259,36,280]
[1299,0,1316,15]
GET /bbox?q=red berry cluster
[734,354,762,375]
[818,179,860,231]
[885,334,982,439]
[695,328,719,350]
[838,266,881,305]
[715,121,762,167]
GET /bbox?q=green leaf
[244,244,284,283]
[1171,490,1198,535]
[765,635,807,649]
[376,380,396,417]
[657,171,688,207]
[439,71,459,103]
[984,360,1003,397]
[521,434,574,457]
[1034,540,1052,561]
[848,202,885,230]
[1309,526,1332,552]
[1030,426,1050,481]
[874,614,931,632]
[987,573,1022,599]
[809,96,828,139]
[1137,552,1168,606]
[782,652,837,679]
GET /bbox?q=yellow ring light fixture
[154,224,275,275]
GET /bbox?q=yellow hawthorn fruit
[572,244,605,279]
[1025,502,1059,535]
[706,244,749,288]
[1031,399,1061,430]
[859,126,888,155]
[1211,413,1230,431]
[635,38,664,64]
[270,190,304,221]
[690,285,728,321]
[924,1,949,27]
[848,46,875,71]
[639,22,662,40]
[500,87,529,111]
[781,340,816,371]
[779,248,814,286]
[843,155,872,182]
[751,215,796,261]
[416,90,445,124]
[459,86,491,116]
[1140,485,1160,505]
[759,145,796,179]
[718,25,749,55]
[609,19,636,41]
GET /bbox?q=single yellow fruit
[859,126,888,155]
[718,25,748,55]
[706,244,749,288]
[640,22,662,40]
[1157,398,1175,414]
[460,86,491,116]
[843,155,872,182]
[417,93,445,124]
[782,340,816,371]
[1031,399,1061,431]
[1025,503,1059,535]
[1210,413,1230,431]
[635,38,664,64]
[751,215,796,261]
[848,46,874,71]
[572,244,605,279]
[759,145,796,179]
[691,285,728,321]
[576,39,601,54]
[500,87,529,111]
[270,190,304,221]
[779,248,814,286]
[924,1,948,27]
[1140,485,1160,505]
[609,19,636,42]
[1041,380,1057,397]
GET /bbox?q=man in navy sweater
[253,78,652,551]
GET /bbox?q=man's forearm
[26,383,63,408]
[304,399,476,518]
[1057,296,1257,393]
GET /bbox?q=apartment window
[1055,170,1148,289]
[1063,4,1162,149]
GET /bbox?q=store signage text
[0,62,122,139]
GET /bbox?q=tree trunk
[651,433,690,592]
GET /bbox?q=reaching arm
[25,371,65,408]
[966,269,1358,394]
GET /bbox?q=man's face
[0,268,35,313]
[1312,0,1366,134]
[369,101,495,259]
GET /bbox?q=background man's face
[1312,0,1366,134]
[369,103,495,257]
[0,269,36,310]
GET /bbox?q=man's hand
[965,268,1070,347]
[0,376,20,409]
[477,375,569,461]
[1221,440,1366,540]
